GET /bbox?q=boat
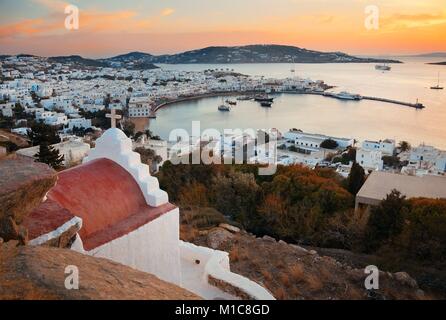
[260,101,272,107]
[218,104,231,111]
[290,57,296,73]
[431,72,444,90]
[333,91,362,100]
[254,94,274,102]
[237,96,253,101]
[375,63,391,71]
[225,99,237,105]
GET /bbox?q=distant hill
[48,55,107,68]
[412,52,446,58]
[3,44,403,68]
[146,45,401,64]
[100,51,158,70]
[427,61,446,65]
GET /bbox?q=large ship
[332,91,362,100]
[375,63,391,71]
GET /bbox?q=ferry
[375,64,391,71]
[332,91,362,100]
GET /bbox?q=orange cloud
[161,8,175,17]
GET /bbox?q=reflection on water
[146,57,446,149]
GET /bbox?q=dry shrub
[229,247,240,262]
[273,287,286,300]
[289,286,300,298]
[305,274,323,291]
[261,270,272,282]
[289,263,305,282]
[180,225,198,242]
[279,273,291,288]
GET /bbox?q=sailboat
[375,63,391,71]
[431,72,444,90]
[290,57,295,73]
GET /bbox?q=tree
[365,190,407,252]
[347,162,365,195]
[382,155,401,168]
[13,103,25,119]
[178,182,209,214]
[320,139,338,149]
[27,122,61,146]
[134,147,163,173]
[34,142,64,169]
[121,120,135,137]
[398,141,411,152]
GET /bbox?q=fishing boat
[375,63,391,71]
[254,94,274,102]
[260,101,272,107]
[431,72,444,90]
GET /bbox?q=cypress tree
[34,141,64,169]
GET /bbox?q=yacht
[333,91,362,100]
[218,104,231,111]
[431,72,444,90]
[375,63,391,71]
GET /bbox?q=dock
[361,96,425,109]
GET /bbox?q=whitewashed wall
[75,208,182,286]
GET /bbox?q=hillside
[48,55,108,68]
[0,243,200,300]
[99,51,159,70]
[180,208,429,300]
[148,45,401,64]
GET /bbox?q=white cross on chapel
[106,108,122,128]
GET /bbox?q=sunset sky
[0,0,445,58]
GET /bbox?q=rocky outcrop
[185,224,430,300]
[0,244,200,300]
[0,158,57,243]
[206,227,234,249]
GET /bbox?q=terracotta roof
[27,158,175,251]
[24,199,75,241]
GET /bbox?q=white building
[356,148,383,172]
[67,118,92,131]
[17,139,90,166]
[128,103,151,118]
[362,139,395,156]
[401,144,446,176]
[284,129,354,152]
